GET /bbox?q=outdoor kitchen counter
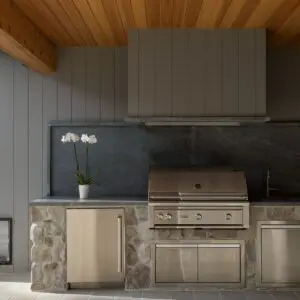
[30,199,300,292]
[30,196,148,206]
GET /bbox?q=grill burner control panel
[149,204,250,229]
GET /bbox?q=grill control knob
[196,213,202,220]
[165,213,172,220]
[226,213,232,220]
[157,213,164,220]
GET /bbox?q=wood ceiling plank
[87,0,116,44]
[230,0,261,27]
[117,0,135,29]
[145,0,160,28]
[72,0,109,45]
[42,0,87,45]
[269,3,300,45]
[172,0,186,27]
[265,0,300,31]
[196,0,229,28]
[131,0,147,28]
[57,0,96,45]
[245,0,286,28]
[220,0,248,27]
[160,0,174,27]
[14,0,75,46]
[101,0,127,45]
[0,0,56,73]
[183,0,203,28]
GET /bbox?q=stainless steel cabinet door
[155,244,197,283]
[67,208,124,283]
[257,222,300,288]
[197,242,244,285]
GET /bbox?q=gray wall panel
[0,47,127,272]
[205,31,222,115]
[28,71,43,202]
[13,64,29,272]
[0,53,14,218]
[42,75,58,195]
[127,30,139,117]
[71,48,86,120]
[155,29,172,116]
[255,30,267,115]
[172,30,189,116]
[139,30,155,116]
[86,48,101,120]
[189,30,205,115]
[57,49,72,121]
[115,47,128,120]
[238,30,255,115]
[100,48,115,120]
[222,30,239,115]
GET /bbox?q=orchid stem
[86,144,89,180]
[73,143,79,172]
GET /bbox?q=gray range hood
[127,29,268,125]
[125,116,270,126]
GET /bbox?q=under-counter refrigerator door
[67,208,124,284]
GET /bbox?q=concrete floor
[1,273,300,300]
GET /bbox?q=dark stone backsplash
[50,124,300,200]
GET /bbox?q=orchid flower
[61,132,97,185]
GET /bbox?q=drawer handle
[117,216,122,273]
[226,213,232,220]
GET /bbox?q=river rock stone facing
[125,206,152,290]
[30,206,66,292]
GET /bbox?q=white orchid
[61,131,97,186]
[81,134,97,144]
[88,134,97,144]
[61,132,80,143]
[81,134,89,143]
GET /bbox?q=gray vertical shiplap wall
[0,46,127,272]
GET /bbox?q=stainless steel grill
[148,167,249,229]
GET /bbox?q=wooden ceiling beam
[0,0,56,74]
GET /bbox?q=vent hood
[125,116,270,126]
[127,29,268,125]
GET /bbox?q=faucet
[266,168,270,198]
[266,168,280,198]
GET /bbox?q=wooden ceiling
[12,0,300,47]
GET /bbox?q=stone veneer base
[30,204,300,292]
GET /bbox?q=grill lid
[148,167,248,201]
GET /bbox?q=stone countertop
[30,196,300,207]
[30,196,148,206]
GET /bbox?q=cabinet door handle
[117,216,122,273]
